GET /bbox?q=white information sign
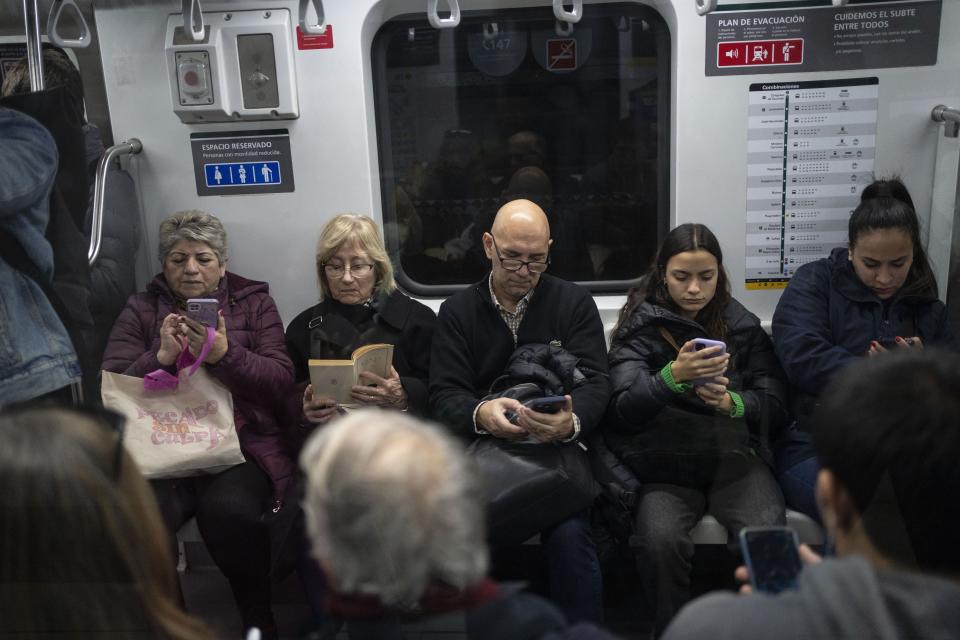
[745,77,878,289]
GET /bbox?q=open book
[308,343,395,407]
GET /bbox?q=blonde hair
[0,407,212,639]
[315,214,396,300]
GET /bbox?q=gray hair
[158,210,228,264]
[300,410,488,607]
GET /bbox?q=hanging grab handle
[183,0,204,42]
[427,0,461,29]
[553,0,582,23]
[299,0,327,35]
[695,0,718,16]
[47,0,90,48]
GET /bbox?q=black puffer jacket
[486,343,589,398]
[606,298,790,467]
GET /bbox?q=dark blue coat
[772,247,954,402]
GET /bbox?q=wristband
[660,361,691,393]
[727,390,745,418]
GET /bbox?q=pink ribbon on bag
[144,326,217,391]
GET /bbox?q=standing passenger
[430,198,610,623]
[0,107,80,405]
[772,178,954,523]
[605,223,788,635]
[102,210,293,639]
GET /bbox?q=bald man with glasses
[430,199,611,624]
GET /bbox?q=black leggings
[152,461,274,631]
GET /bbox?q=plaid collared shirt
[488,273,534,345]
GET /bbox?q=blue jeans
[778,455,822,524]
[541,511,604,624]
[631,454,785,634]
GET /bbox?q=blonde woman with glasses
[285,214,436,430]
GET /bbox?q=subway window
[372,4,671,294]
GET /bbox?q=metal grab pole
[89,138,143,267]
[932,105,960,138]
[23,0,45,91]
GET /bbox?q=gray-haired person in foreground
[299,409,620,639]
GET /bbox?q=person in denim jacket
[0,107,80,405]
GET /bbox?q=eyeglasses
[323,262,375,279]
[491,236,550,274]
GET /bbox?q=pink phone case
[692,338,726,386]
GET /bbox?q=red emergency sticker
[718,39,803,68]
[297,25,334,50]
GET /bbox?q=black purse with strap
[468,345,599,547]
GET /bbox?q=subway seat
[689,509,824,546]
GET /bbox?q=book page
[353,344,394,380]
[308,359,355,405]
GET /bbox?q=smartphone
[523,395,567,414]
[185,298,219,327]
[739,526,803,594]
[692,338,726,386]
[878,336,914,348]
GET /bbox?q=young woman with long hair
[606,223,790,634]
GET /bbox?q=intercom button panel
[166,9,299,123]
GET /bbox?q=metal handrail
[48,0,91,48]
[22,0,44,91]
[89,138,143,267]
[932,105,960,138]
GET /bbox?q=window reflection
[373,5,670,291]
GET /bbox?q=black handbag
[468,437,599,548]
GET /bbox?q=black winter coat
[606,298,790,470]
[285,289,436,417]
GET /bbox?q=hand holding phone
[739,526,803,594]
[185,298,219,327]
[691,338,727,386]
[523,395,567,415]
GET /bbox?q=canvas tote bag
[101,327,245,478]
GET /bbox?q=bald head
[485,200,552,309]
[491,199,551,242]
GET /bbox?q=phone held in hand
[739,526,803,594]
[692,338,726,386]
[523,395,567,414]
[185,298,219,327]
[505,395,568,424]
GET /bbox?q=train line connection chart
[744,77,878,290]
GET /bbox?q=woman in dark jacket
[285,213,435,426]
[772,178,954,522]
[103,210,294,639]
[606,223,789,635]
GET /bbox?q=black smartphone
[523,395,567,414]
[739,526,803,594]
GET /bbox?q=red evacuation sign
[546,38,577,71]
[717,38,803,68]
[296,25,334,50]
